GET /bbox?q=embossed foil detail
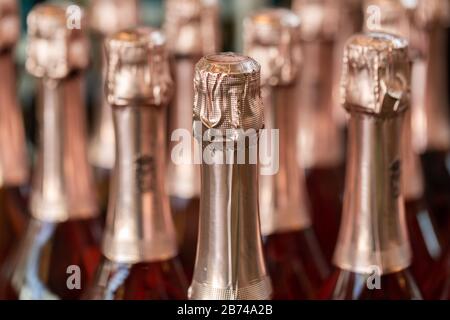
[105,27,173,107]
[194,53,264,132]
[244,8,301,86]
[26,4,89,79]
[341,32,410,116]
[164,0,221,56]
[0,0,20,51]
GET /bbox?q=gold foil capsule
[243,8,301,86]
[89,0,138,35]
[341,32,410,116]
[0,0,20,51]
[164,0,221,56]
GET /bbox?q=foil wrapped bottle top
[292,0,340,41]
[89,0,138,35]
[341,32,410,117]
[0,0,19,50]
[164,0,220,56]
[243,8,301,86]
[26,3,89,79]
[105,27,173,107]
[193,52,264,132]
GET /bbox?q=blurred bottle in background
[363,0,445,295]
[320,32,422,300]
[86,27,187,300]
[292,0,345,261]
[244,8,329,300]
[0,3,101,300]
[88,0,139,216]
[0,0,29,269]
[164,0,221,280]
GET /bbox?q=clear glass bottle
[0,0,29,268]
[163,0,221,280]
[188,53,272,300]
[244,8,329,300]
[0,4,101,300]
[88,0,139,215]
[292,0,345,261]
[320,32,422,300]
[85,27,187,300]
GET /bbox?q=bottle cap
[194,52,264,132]
[26,3,89,79]
[105,27,173,107]
[341,32,410,116]
[164,0,220,56]
[244,8,301,86]
[89,0,138,35]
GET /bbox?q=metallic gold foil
[88,0,138,170]
[243,9,310,235]
[335,32,412,274]
[189,53,271,300]
[103,27,177,263]
[164,0,221,56]
[0,1,28,187]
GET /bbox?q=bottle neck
[259,85,311,235]
[297,40,343,169]
[418,26,450,152]
[167,57,201,199]
[189,126,272,299]
[334,111,412,275]
[63,73,98,219]
[0,52,28,187]
[103,105,178,264]
[30,79,68,222]
[89,33,115,170]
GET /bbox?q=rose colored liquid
[305,166,345,261]
[94,167,110,226]
[320,268,423,300]
[0,217,102,300]
[264,229,330,299]
[420,151,450,234]
[86,256,188,300]
[423,248,449,299]
[405,198,444,294]
[170,196,199,281]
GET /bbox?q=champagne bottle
[0,4,101,300]
[88,0,139,214]
[244,8,329,300]
[292,0,345,260]
[188,53,272,300]
[0,0,29,268]
[164,0,221,279]
[363,0,444,295]
[86,27,188,300]
[320,32,422,300]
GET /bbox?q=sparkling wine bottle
[0,4,101,300]
[244,8,329,300]
[363,0,445,296]
[188,53,272,300]
[163,0,221,279]
[292,0,345,261]
[85,27,188,300]
[88,0,139,214]
[409,0,450,234]
[320,32,422,300]
[0,0,29,268]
